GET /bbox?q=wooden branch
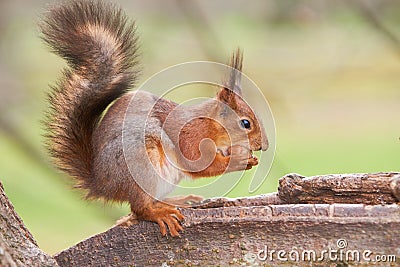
[54,204,400,266]
[54,172,400,267]
[1,173,398,266]
[278,172,400,204]
[0,182,58,267]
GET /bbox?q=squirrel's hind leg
[115,202,184,237]
[135,201,185,237]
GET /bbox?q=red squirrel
[40,0,268,237]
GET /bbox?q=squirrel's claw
[138,202,185,237]
[157,213,184,237]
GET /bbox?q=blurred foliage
[0,0,399,254]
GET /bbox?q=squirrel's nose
[253,137,268,151]
[259,127,269,151]
[261,137,268,151]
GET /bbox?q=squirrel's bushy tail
[40,0,139,185]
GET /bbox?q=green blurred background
[0,0,399,255]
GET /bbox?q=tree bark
[1,173,399,266]
[53,172,400,267]
[0,182,58,267]
[278,172,400,204]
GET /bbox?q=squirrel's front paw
[246,155,258,170]
[227,145,255,171]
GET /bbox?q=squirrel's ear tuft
[217,48,243,107]
[228,48,243,96]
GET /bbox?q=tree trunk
[0,182,58,267]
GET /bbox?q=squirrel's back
[40,0,139,188]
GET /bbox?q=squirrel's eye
[240,119,251,129]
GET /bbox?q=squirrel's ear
[217,48,243,106]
